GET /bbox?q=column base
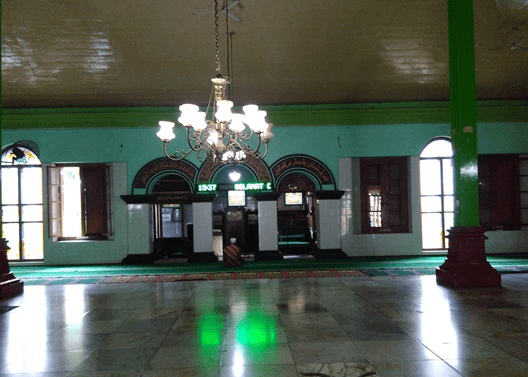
[436,226,501,288]
[312,248,348,259]
[0,275,24,300]
[0,238,23,299]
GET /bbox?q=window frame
[48,163,112,241]
[478,154,521,231]
[1,146,44,261]
[360,157,409,234]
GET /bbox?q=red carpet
[98,269,369,284]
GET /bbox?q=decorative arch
[271,154,335,190]
[420,136,453,158]
[196,154,272,184]
[1,141,41,165]
[277,172,318,192]
[132,158,198,194]
[148,173,193,195]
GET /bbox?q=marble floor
[2,273,528,377]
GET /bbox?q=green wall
[2,102,527,263]
[2,101,526,196]
[3,119,526,193]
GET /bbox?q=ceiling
[2,0,527,109]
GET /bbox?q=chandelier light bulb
[243,104,258,114]
[229,114,246,132]
[250,110,268,133]
[235,150,247,160]
[207,131,220,146]
[215,100,234,122]
[229,170,241,182]
[192,112,207,131]
[178,104,199,127]
[157,121,176,141]
[261,129,274,143]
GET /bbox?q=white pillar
[258,200,278,251]
[127,204,152,255]
[316,199,341,249]
[253,192,282,260]
[314,191,346,258]
[192,201,213,253]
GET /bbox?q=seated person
[223,238,243,267]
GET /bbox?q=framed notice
[285,192,303,206]
[228,190,246,207]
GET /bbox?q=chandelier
[156,0,273,164]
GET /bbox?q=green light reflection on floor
[236,311,277,347]
[198,312,224,347]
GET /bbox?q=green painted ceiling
[2,0,527,109]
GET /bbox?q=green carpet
[10,254,528,285]
[12,256,452,278]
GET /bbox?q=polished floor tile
[296,362,376,377]
[146,345,222,369]
[2,273,528,376]
[280,313,350,342]
[372,359,462,377]
[289,341,366,364]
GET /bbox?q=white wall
[485,231,528,254]
[126,204,152,255]
[43,162,129,265]
[339,157,423,256]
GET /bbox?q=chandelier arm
[253,133,263,154]
[187,127,214,152]
[163,141,193,161]
[235,128,255,141]
[227,135,254,155]
[260,141,270,159]
[186,127,202,151]
[198,148,210,163]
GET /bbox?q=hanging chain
[214,0,221,77]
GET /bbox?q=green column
[448,0,480,227]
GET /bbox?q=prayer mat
[183,273,210,280]
[158,274,186,282]
[17,265,522,285]
[286,270,311,278]
[236,272,260,279]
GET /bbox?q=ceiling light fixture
[229,171,241,182]
[156,0,273,163]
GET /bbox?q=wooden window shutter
[47,166,62,238]
[81,165,111,237]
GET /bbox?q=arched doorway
[210,164,259,253]
[150,173,193,258]
[1,143,43,261]
[420,138,454,251]
[277,172,318,255]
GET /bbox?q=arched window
[1,144,43,260]
[420,138,454,251]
